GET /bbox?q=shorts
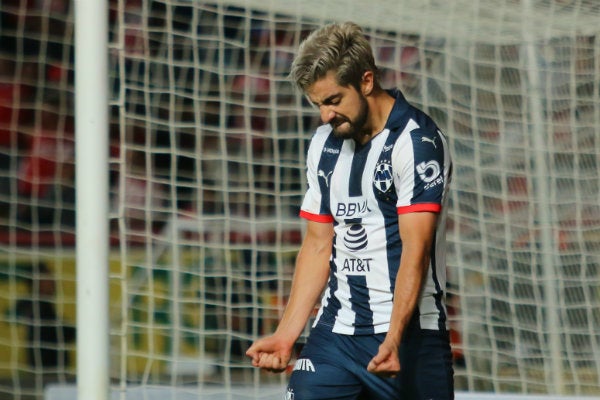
[286,322,454,400]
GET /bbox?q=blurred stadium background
[0,0,599,399]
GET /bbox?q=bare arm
[246,219,333,371]
[367,211,437,376]
[274,219,333,339]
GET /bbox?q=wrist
[274,326,300,347]
[384,327,403,348]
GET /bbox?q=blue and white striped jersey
[300,89,452,335]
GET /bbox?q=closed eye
[322,95,341,106]
[308,94,342,109]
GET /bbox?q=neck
[357,89,395,145]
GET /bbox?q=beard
[331,94,369,140]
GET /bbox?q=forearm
[386,212,436,345]
[386,249,429,345]
[274,222,332,342]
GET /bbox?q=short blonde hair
[288,21,380,93]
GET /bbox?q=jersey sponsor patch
[334,201,371,217]
[340,257,373,274]
[342,224,368,252]
[416,160,441,185]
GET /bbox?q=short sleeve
[393,128,447,214]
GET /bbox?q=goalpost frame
[74,0,110,399]
[521,0,563,394]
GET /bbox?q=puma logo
[421,136,437,149]
[318,170,333,187]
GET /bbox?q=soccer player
[246,21,454,400]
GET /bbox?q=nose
[319,105,335,124]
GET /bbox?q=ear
[361,71,374,96]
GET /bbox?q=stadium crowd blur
[1,0,75,242]
[0,1,195,245]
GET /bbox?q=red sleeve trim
[299,210,334,223]
[397,203,441,215]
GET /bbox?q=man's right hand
[246,335,293,373]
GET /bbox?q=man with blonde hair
[247,21,454,399]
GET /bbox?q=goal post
[0,0,599,399]
[74,0,110,400]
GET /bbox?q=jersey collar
[384,89,411,131]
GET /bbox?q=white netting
[0,0,599,399]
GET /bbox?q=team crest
[373,161,393,193]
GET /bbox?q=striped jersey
[299,89,452,335]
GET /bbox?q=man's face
[306,71,369,140]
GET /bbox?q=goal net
[0,0,599,399]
